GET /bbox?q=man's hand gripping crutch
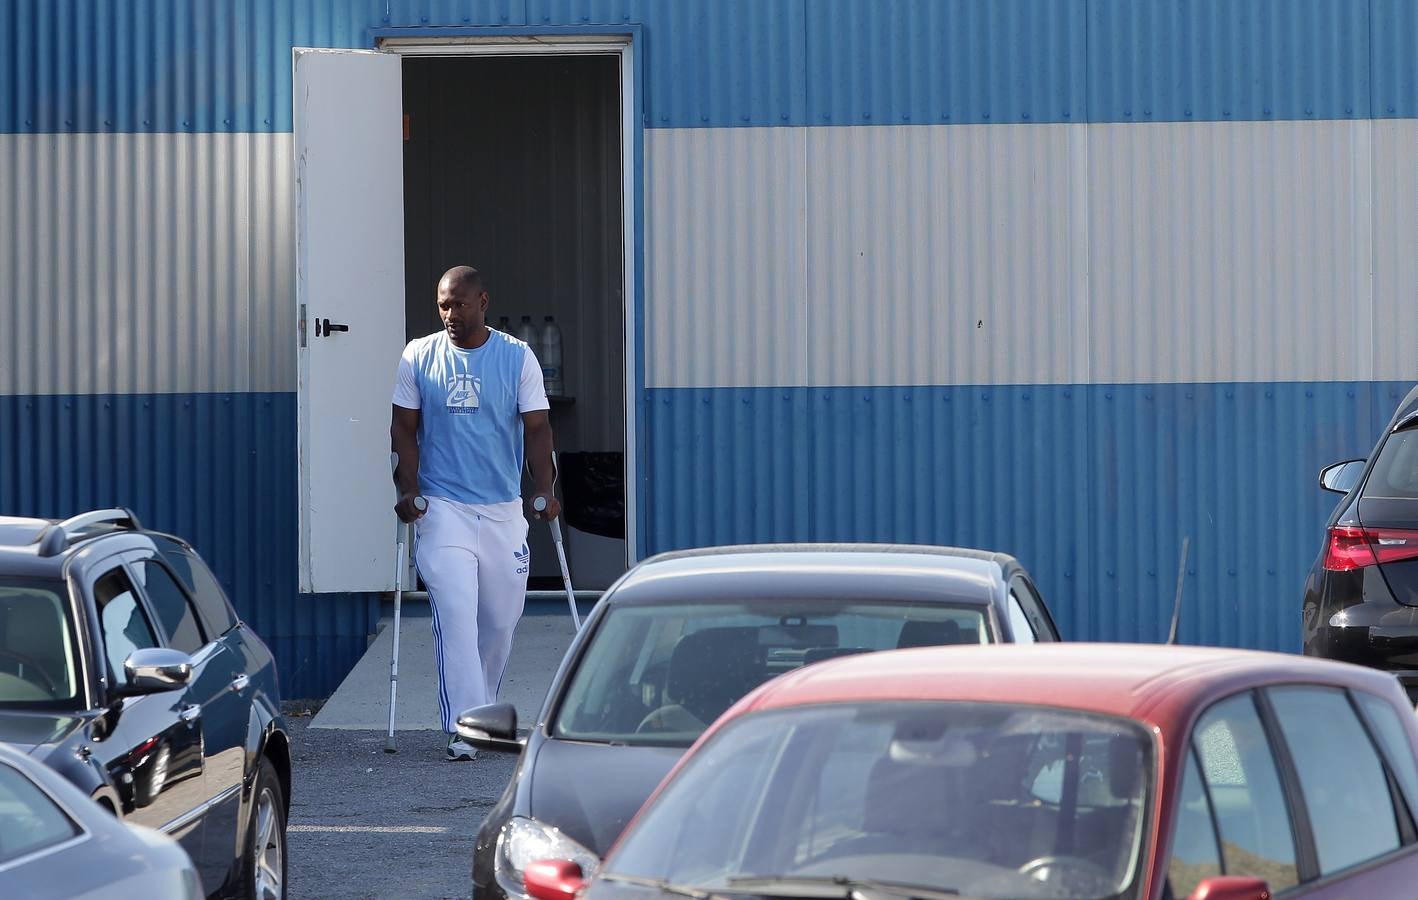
[528,452,580,631]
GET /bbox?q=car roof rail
[35,508,143,557]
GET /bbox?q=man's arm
[391,404,424,522]
[522,410,562,521]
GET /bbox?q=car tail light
[1325,526,1418,571]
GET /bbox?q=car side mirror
[121,648,193,695]
[456,703,524,753]
[1187,876,1271,900]
[1320,459,1365,494]
[524,860,586,900]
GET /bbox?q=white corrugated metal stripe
[0,133,293,396]
[3,121,1415,396]
[646,119,1418,389]
[803,124,1081,389]
[645,127,808,389]
[1087,120,1374,384]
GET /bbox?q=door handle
[317,318,350,338]
[230,674,249,693]
[180,705,201,724]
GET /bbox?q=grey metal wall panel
[0,132,295,395]
[1371,119,1418,381]
[1085,120,1379,384]
[803,123,1082,389]
[647,124,1082,390]
[647,120,1408,390]
[646,126,808,389]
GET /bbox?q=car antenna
[1166,536,1191,645]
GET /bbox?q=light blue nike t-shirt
[392,328,549,506]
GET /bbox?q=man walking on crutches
[390,265,561,761]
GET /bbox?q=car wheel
[238,756,287,900]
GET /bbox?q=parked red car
[524,644,1418,900]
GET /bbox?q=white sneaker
[446,734,477,762]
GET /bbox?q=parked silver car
[0,740,202,898]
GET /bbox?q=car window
[554,601,991,748]
[152,537,238,636]
[1268,686,1401,875]
[0,578,79,708]
[132,560,205,655]
[0,763,81,865]
[607,702,1152,899]
[1192,693,1298,891]
[1365,430,1418,499]
[1006,592,1037,644]
[1353,690,1418,824]
[1167,749,1223,899]
[93,567,158,684]
[1011,578,1058,641]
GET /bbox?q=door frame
[372,26,646,566]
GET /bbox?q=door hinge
[299,303,307,349]
[403,113,411,142]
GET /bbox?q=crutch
[387,454,427,753]
[532,451,581,631]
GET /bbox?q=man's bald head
[439,265,484,297]
[436,266,489,348]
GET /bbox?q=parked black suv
[0,508,290,898]
[1304,384,1418,698]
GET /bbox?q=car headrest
[667,627,763,723]
[896,618,963,649]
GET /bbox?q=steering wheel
[1016,855,1115,891]
[635,704,708,735]
[0,648,59,694]
[635,705,677,734]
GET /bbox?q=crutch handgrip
[533,495,580,630]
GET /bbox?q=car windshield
[553,601,991,747]
[606,702,1152,900]
[0,578,82,710]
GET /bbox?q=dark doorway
[402,54,627,587]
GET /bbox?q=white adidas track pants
[413,496,531,733]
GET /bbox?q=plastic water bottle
[497,316,511,334]
[540,315,564,397]
[517,315,541,359]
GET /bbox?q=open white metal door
[294,48,404,593]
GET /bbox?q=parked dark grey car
[0,509,290,899]
[0,739,202,897]
[461,543,1061,900]
[1304,383,1418,698]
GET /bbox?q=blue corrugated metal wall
[4,0,1417,694]
[644,383,1412,648]
[0,393,377,698]
[8,1,1418,132]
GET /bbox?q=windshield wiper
[599,873,723,899]
[725,875,961,900]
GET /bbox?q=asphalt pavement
[285,714,520,900]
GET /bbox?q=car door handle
[230,674,249,693]
[180,705,201,724]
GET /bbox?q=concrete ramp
[310,596,585,732]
